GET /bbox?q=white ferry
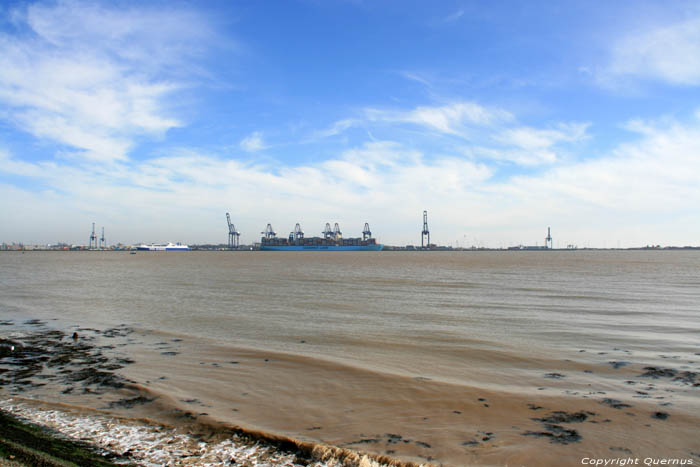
[136,242,190,251]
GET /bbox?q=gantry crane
[362,223,372,241]
[333,223,342,239]
[294,223,304,241]
[89,223,97,249]
[226,212,240,249]
[421,211,430,248]
[322,222,333,239]
[262,223,276,239]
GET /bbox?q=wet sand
[118,333,700,466]
[0,322,419,466]
[1,318,698,466]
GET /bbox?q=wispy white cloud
[0,0,211,162]
[600,15,700,86]
[324,101,584,166]
[240,131,267,152]
[2,112,699,247]
[24,0,213,71]
[480,122,590,165]
[0,139,491,244]
[313,119,362,138]
[444,9,465,23]
[366,101,513,136]
[496,123,588,149]
[399,71,433,88]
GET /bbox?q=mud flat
[2,319,700,466]
[0,321,423,467]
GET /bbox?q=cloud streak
[240,132,267,152]
[482,122,590,165]
[325,101,586,166]
[2,112,699,247]
[366,101,513,136]
[601,14,700,86]
[0,0,211,162]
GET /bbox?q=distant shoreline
[2,246,699,252]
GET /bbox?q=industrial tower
[421,211,430,248]
[322,222,333,239]
[333,223,342,239]
[226,213,240,249]
[89,223,97,249]
[545,227,553,249]
[262,223,276,239]
[362,223,372,241]
[293,223,304,241]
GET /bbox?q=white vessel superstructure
[136,242,190,251]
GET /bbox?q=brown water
[1,250,699,465]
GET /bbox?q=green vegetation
[0,410,134,467]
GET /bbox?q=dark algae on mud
[0,322,135,396]
[0,321,141,466]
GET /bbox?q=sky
[1,0,700,247]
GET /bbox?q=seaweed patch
[0,324,135,395]
[522,424,581,444]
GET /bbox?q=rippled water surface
[1,250,699,465]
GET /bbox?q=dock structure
[362,223,372,241]
[421,211,430,248]
[262,223,276,240]
[260,222,382,250]
[89,223,97,249]
[292,223,304,241]
[226,213,240,249]
[322,222,333,239]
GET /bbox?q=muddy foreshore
[2,319,700,466]
[0,319,425,467]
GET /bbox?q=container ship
[136,242,190,251]
[259,222,383,251]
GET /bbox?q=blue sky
[1,0,700,247]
